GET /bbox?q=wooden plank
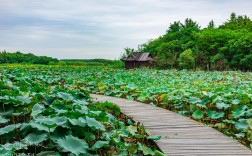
[91,94,252,156]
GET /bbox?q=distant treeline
[126,13,252,71]
[0,51,59,65]
[61,59,123,67]
[0,51,123,67]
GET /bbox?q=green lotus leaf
[234,133,245,138]
[235,119,249,131]
[216,102,230,110]
[137,92,149,102]
[76,106,89,115]
[154,150,166,156]
[83,132,96,142]
[247,119,252,130]
[245,109,252,117]
[90,110,102,116]
[192,110,203,120]
[147,135,161,140]
[1,142,27,151]
[211,112,225,119]
[57,135,89,155]
[69,118,86,127]
[29,121,55,132]
[188,97,202,104]
[90,141,109,150]
[51,104,68,114]
[0,81,8,89]
[74,99,88,105]
[0,124,21,135]
[127,119,134,125]
[101,101,121,115]
[52,116,67,124]
[206,109,213,117]
[22,133,47,145]
[86,116,105,131]
[36,151,61,156]
[231,105,247,119]
[127,125,138,135]
[231,99,240,105]
[0,116,9,124]
[15,96,31,104]
[57,92,73,101]
[137,143,155,155]
[222,119,236,124]
[31,103,45,117]
[35,116,57,128]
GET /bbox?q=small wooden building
[121,52,154,69]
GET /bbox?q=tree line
[126,13,252,70]
[62,59,123,67]
[0,51,123,67]
[0,51,59,65]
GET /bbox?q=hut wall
[125,61,134,69]
[125,61,150,69]
[135,61,150,67]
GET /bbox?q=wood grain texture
[91,94,252,156]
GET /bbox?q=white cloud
[0,0,251,59]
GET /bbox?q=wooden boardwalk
[91,94,252,156]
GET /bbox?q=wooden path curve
[91,94,252,156]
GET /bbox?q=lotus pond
[80,67,252,149]
[0,65,164,156]
[1,65,252,154]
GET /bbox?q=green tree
[121,47,135,58]
[220,13,252,31]
[0,51,59,65]
[167,21,181,33]
[127,13,252,70]
[178,49,195,69]
[207,20,215,29]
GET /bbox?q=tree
[230,12,237,22]
[178,49,195,70]
[167,21,181,33]
[220,13,252,31]
[157,41,181,68]
[207,20,215,29]
[121,47,135,58]
[181,18,200,30]
[138,37,163,56]
[126,13,252,70]
[0,51,59,65]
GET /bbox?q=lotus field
[0,66,163,155]
[82,67,252,149]
[0,65,252,155]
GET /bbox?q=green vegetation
[61,59,123,68]
[0,52,123,68]
[0,66,162,155]
[0,51,59,65]
[132,13,252,70]
[74,67,251,149]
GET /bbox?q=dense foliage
[135,13,252,70]
[61,59,123,68]
[0,51,59,65]
[0,66,163,155]
[75,67,251,149]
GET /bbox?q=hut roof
[121,52,154,62]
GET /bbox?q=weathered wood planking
[91,94,252,156]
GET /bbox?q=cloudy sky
[0,0,251,59]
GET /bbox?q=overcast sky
[0,0,251,59]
